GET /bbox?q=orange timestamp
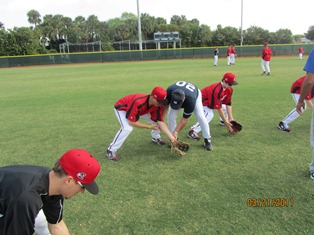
[247,197,294,207]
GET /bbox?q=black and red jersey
[114,94,164,122]
[201,82,233,110]
[290,75,313,100]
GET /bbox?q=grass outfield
[1,57,314,234]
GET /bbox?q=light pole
[137,0,143,51]
[240,0,243,46]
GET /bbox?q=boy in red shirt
[106,86,176,161]
[188,72,238,141]
[261,42,272,76]
[298,46,304,60]
[278,75,313,132]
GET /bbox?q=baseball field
[1,56,313,234]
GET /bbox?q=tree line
[0,10,314,56]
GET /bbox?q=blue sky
[1,0,311,35]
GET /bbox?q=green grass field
[1,56,314,234]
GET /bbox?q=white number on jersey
[175,81,195,93]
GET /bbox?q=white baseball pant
[230,53,235,64]
[282,93,306,125]
[227,56,231,65]
[34,209,51,235]
[190,106,214,135]
[261,59,270,73]
[214,55,218,66]
[108,110,160,152]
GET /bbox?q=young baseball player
[296,48,314,179]
[261,42,272,76]
[230,44,236,65]
[278,75,313,132]
[106,86,177,161]
[226,45,232,66]
[188,72,238,141]
[298,46,304,60]
[0,149,101,235]
[155,81,212,151]
[214,47,219,66]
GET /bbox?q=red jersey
[290,76,313,100]
[231,46,235,54]
[298,47,303,53]
[226,47,232,56]
[201,82,233,110]
[262,47,272,61]
[114,94,164,122]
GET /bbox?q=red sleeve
[222,88,233,105]
[114,94,149,122]
[290,76,306,94]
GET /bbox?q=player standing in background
[188,73,237,140]
[226,45,232,66]
[159,81,213,151]
[298,46,304,60]
[214,47,219,66]
[261,42,272,76]
[0,149,101,235]
[278,75,313,132]
[296,48,314,179]
[106,86,177,161]
[230,44,236,65]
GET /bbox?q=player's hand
[225,121,235,133]
[296,101,305,114]
[172,131,178,139]
[151,124,160,130]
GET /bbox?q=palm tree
[27,10,42,26]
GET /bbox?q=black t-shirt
[0,165,64,235]
[166,81,199,118]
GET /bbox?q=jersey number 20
[176,81,195,93]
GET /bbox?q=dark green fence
[0,44,313,68]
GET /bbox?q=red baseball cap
[59,149,101,195]
[264,42,268,45]
[151,86,168,105]
[223,72,238,85]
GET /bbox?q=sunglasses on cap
[75,180,85,189]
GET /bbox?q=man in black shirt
[0,149,101,235]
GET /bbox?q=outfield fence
[0,44,313,68]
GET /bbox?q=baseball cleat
[278,122,291,132]
[187,130,201,141]
[310,171,314,180]
[204,139,213,151]
[106,149,119,161]
[152,138,166,145]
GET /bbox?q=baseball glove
[230,120,242,133]
[171,140,190,156]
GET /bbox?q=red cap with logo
[223,72,238,85]
[59,149,101,195]
[151,86,168,105]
